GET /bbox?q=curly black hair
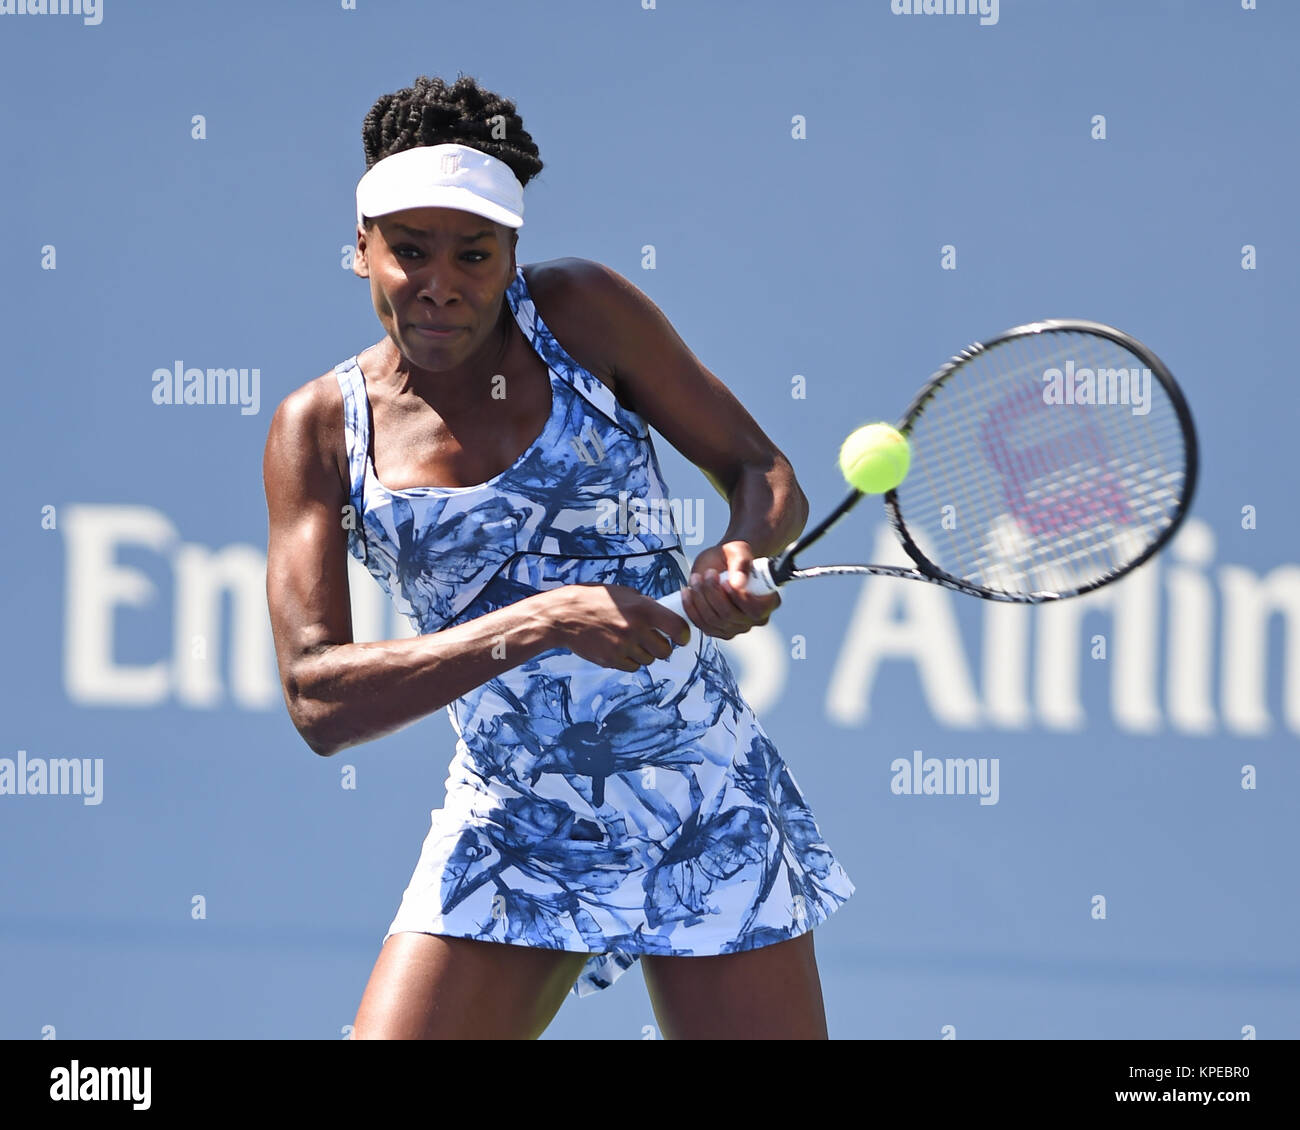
[359,74,543,227]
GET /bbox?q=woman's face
[354,205,517,372]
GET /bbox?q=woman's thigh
[351,932,591,1040]
[640,931,828,1040]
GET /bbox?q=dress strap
[333,356,371,562]
[505,266,649,440]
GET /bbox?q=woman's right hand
[547,583,692,672]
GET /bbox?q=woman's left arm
[565,259,809,639]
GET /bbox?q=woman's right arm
[262,378,691,757]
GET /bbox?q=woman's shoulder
[520,256,624,318]
[264,364,357,492]
[270,364,351,436]
[521,255,613,291]
[520,258,644,392]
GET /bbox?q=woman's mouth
[410,324,467,339]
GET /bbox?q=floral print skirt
[382,557,855,997]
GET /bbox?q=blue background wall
[3,0,1296,1040]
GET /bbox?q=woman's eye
[393,247,487,263]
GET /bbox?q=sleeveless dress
[335,264,854,996]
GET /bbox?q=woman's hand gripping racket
[660,319,1198,638]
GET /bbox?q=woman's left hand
[680,541,781,640]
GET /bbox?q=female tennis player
[263,75,854,1039]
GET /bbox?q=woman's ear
[353,224,371,278]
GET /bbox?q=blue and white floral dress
[335,264,854,996]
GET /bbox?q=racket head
[879,320,1198,602]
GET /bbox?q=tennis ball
[838,423,911,494]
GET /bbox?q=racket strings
[895,329,1189,597]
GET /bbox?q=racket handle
[656,558,779,644]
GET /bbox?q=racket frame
[766,319,1199,604]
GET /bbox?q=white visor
[355,143,525,229]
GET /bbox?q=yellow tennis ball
[838,423,911,494]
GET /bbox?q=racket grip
[656,558,779,644]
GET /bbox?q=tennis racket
[659,319,1197,630]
